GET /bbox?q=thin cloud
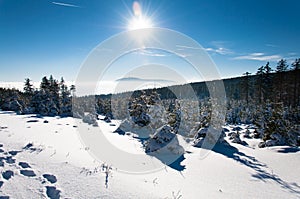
[176,44,233,56]
[233,53,282,61]
[249,52,264,56]
[205,47,233,55]
[52,1,80,8]
[204,41,234,55]
[175,45,203,58]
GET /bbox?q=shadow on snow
[200,141,300,195]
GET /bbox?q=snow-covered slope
[0,111,300,198]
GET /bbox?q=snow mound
[82,113,98,126]
[145,125,184,155]
[116,118,153,138]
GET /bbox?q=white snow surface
[0,111,300,198]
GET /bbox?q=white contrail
[52,1,80,8]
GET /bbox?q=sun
[128,16,153,30]
[127,1,154,30]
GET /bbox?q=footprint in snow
[20,169,36,177]
[43,174,57,184]
[45,186,61,199]
[0,181,3,188]
[2,170,14,180]
[8,151,21,156]
[4,156,15,164]
[18,162,31,169]
[22,143,33,150]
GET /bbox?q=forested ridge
[1,59,299,147]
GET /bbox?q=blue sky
[0,0,299,84]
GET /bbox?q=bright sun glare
[128,16,153,30]
[127,1,154,30]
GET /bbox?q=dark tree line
[0,75,75,116]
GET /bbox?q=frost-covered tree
[37,75,59,116]
[1,89,24,114]
[59,77,72,116]
[128,90,151,127]
[23,78,34,95]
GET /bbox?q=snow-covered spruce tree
[115,90,169,140]
[166,99,181,134]
[36,76,51,115]
[29,89,41,114]
[23,78,34,95]
[260,103,287,147]
[22,78,34,113]
[29,75,68,116]
[254,62,273,104]
[48,75,60,116]
[111,96,128,120]
[226,99,256,125]
[96,97,112,118]
[255,102,300,147]
[147,91,168,130]
[72,95,99,124]
[59,77,72,116]
[128,90,151,127]
[142,93,184,154]
[226,100,241,124]
[198,98,226,145]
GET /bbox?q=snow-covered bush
[7,99,24,114]
[82,113,98,126]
